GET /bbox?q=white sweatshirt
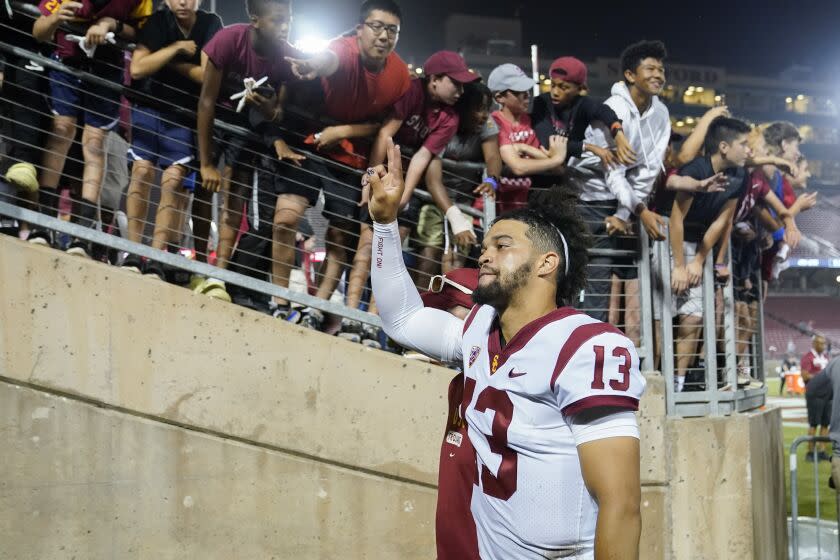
[567,81,671,221]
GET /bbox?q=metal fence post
[482,193,496,234]
[638,226,655,372]
[658,232,676,416]
[755,271,767,384]
[702,254,719,414]
[722,245,738,392]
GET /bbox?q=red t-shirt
[392,79,459,156]
[39,0,152,61]
[203,24,302,101]
[436,373,480,560]
[322,36,410,124]
[491,110,540,213]
[736,168,773,223]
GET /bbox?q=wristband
[772,228,785,242]
[610,122,624,137]
[714,264,727,270]
[483,176,499,191]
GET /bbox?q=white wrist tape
[445,205,473,236]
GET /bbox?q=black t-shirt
[131,9,223,114]
[530,93,621,160]
[806,370,833,399]
[660,156,746,243]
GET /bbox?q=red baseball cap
[420,268,479,311]
[423,51,479,84]
[549,56,588,86]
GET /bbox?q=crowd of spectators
[0,0,821,379]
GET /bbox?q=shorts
[128,105,194,170]
[48,61,121,130]
[100,131,129,210]
[651,239,703,320]
[613,233,640,281]
[214,130,260,171]
[415,204,445,247]
[258,155,361,224]
[806,393,832,427]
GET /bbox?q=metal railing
[790,436,839,560]
[655,217,767,417]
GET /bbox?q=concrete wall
[0,236,786,559]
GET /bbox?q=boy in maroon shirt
[341,51,478,331]
[196,0,305,301]
[30,0,152,252]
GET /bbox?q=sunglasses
[428,275,473,295]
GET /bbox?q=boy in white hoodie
[567,40,671,325]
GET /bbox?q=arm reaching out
[368,139,464,362]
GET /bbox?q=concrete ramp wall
[0,235,786,559]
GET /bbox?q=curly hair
[495,188,590,307]
[620,40,667,83]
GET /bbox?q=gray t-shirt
[825,357,840,455]
[442,117,499,163]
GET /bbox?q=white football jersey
[459,305,646,559]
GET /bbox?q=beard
[472,260,532,310]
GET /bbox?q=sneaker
[27,228,52,246]
[818,451,831,462]
[120,254,142,273]
[65,238,90,258]
[193,277,231,303]
[5,162,39,193]
[337,318,364,342]
[805,451,817,463]
[188,274,205,291]
[143,260,165,281]
[361,323,383,349]
[270,303,302,323]
[300,308,324,331]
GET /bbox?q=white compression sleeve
[567,410,640,447]
[371,221,464,363]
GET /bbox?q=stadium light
[295,35,330,54]
[835,275,840,283]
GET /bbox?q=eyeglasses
[428,275,473,295]
[364,20,400,38]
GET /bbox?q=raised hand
[367,138,405,224]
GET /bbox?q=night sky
[217,1,840,78]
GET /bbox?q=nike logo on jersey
[508,369,527,378]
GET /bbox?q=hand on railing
[714,264,730,284]
[366,138,404,224]
[686,259,703,287]
[671,266,689,294]
[639,208,666,241]
[274,139,306,167]
[604,215,630,237]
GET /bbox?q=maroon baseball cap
[423,51,479,84]
[549,56,588,86]
[420,268,479,311]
